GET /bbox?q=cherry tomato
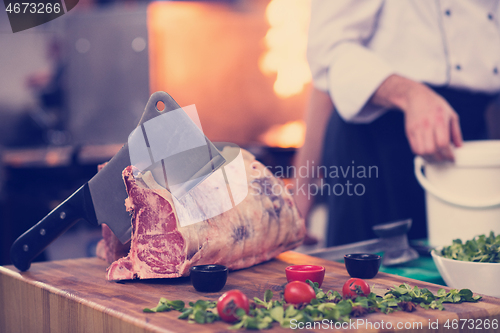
[342,278,370,299]
[217,290,249,323]
[284,281,316,304]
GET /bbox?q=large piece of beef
[98,149,305,281]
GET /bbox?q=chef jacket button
[494,67,498,74]
[488,13,494,20]
[455,64,461,71]
[445,9,451,16]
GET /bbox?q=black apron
[322,86,497,246]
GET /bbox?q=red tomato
[342,278,370,299]
[284,281,316,304]
[217,290,249,323]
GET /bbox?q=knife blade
[10,92,225,271]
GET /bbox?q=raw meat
[101,149,306,280]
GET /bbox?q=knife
[10,92,226,272]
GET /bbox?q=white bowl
[431,248,500,298]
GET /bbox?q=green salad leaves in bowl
[440,232,500,263]
[431,232,500,298]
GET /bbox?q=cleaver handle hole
[155,100,165,112]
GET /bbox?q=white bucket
[414,141,500,246]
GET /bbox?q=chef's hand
[371,75,463,161]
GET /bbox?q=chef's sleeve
[307,0,395,123]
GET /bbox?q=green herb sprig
[178,300,219,324]
[384,283,481,312]
[143,298,185,313]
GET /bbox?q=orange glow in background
[260,120,306,148]
[260,0,311,98]
[147,0,309,147]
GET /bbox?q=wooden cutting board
[1,251,500,333]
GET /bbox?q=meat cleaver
[10,92,226,272]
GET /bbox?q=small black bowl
[190,265,228,292]
[344,253,382,279]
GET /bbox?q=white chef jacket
[308,0,500,123]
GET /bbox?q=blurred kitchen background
[0,0,328,266]
[3,0,500,269]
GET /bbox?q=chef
[297,0,500,246]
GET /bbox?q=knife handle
[10,184,96,272]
